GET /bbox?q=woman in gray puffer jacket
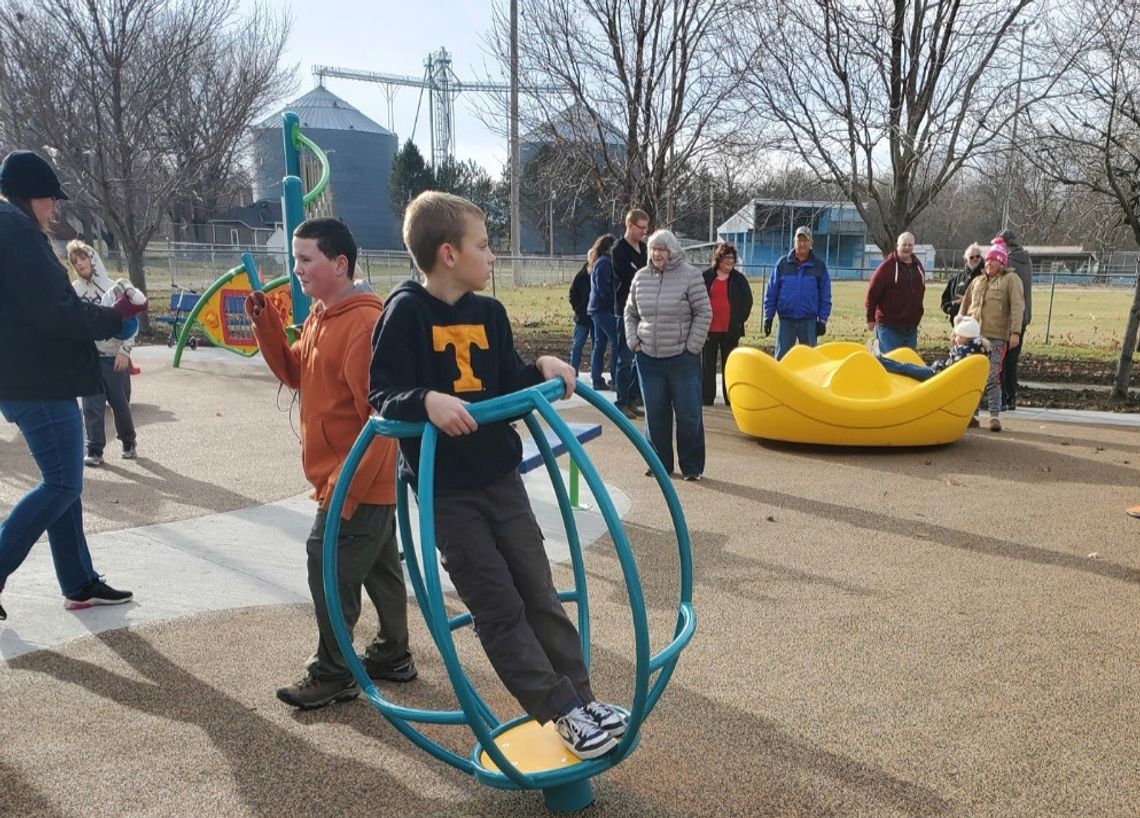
[624,229,712,480]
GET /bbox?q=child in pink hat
[957,237,1025,431]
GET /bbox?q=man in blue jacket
[763,226,832,360]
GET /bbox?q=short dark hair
[293,217,357,278]
[711,241,737,267]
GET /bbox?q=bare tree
[484,0,754,228]
[0,0,291,312]
[1027,0,1140,397]
[736,0,1073,252]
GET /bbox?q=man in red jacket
[865,231,925,354]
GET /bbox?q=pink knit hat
[985,237,1008,267]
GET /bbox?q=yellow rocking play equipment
[724,342,990,447]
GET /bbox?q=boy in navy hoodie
[369,191,626,760]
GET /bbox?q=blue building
[717,199,868,279]
[519,104,624,254]
[251,86,401,250]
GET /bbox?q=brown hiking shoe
[989,417,1002,432]
[276,674,360,710]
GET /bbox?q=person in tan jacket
[247,217,414,710]
[958,237,1024,432]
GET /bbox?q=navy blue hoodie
[0,201,123,400]
[368,280,542,490]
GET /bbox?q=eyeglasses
[968,255,981,260]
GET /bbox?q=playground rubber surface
[2,347,1138,817]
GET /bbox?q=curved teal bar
[242,253,261,292]
[320,378,696,809]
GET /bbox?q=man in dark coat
[996,229,1032,409]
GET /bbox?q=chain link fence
[111,243,1137,349]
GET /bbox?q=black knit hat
[0,150,69,200]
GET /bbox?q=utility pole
[510,0,522,284]
[708,178,715,242]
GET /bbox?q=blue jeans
[876,325,918,355]
[615,319,638,407]
[590,314,619,388]
[636,351,705,477]
[570,322,595,374]
[775,318,818,360]
[878,357,935,381]
[0,399,98,595]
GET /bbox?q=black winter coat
[568,263,591,326]
[941,262,983,323]
[701,266,754,336]
[0,201,123,400]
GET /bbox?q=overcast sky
[240,0,509,173]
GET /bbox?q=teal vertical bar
[282,176,307,322]
[281,112,310,324]
[282,112,301,178]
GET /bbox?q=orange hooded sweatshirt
[251,291,396,519]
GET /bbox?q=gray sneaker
[84,454,103,467]
[121,444,137,460]
[276,674,360,710]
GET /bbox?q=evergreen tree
[389,140,434,221]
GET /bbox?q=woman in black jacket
[941,243,985,324]
[568,249,596,376]
[0,151,146,620]
[701,242,753,406]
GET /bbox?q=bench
[154,290,202,347]
[519,422,602,510]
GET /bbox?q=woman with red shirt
[701,242,753,406]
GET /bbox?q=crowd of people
[570,212,1040,483]
[1,147,1134,766]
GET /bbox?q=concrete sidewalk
[1,345,632,661]
[0,474,630,661]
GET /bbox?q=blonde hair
[402,191,485,274]
[66,239,95,269]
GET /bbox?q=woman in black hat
[0,150,147,620]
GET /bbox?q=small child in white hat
[930,315,991,374]
[877,314,991,383]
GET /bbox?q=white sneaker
[84,454,103,467]
[555,705,618,759]
[583,701,629,736]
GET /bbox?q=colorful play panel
[725,341,990,447]
[322,380,696,812]
[172,113,328,367]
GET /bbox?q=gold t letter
[433,325,490,392]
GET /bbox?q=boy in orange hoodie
[247,217,414,710]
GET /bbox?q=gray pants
[433,470,592,723]
[305,503,410,682]
[81,357,135,456]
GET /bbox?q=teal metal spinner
[321,379,696,812]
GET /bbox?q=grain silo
[251,85,400,250]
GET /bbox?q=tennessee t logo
[433,325,490,392]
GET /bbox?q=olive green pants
[304,503,409,681]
